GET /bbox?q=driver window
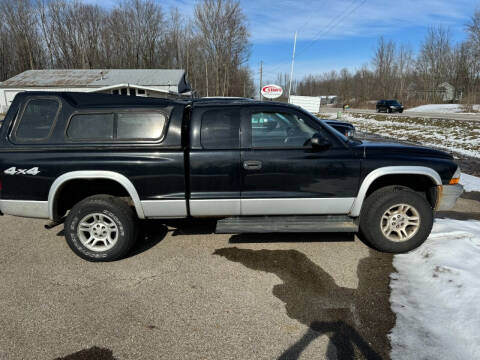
[251,112,317,148]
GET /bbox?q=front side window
[201,109,240,149]
[250,112,317,148]
[16,99,59,140]
[67,113,114,140]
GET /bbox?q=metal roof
[0,69,190,91]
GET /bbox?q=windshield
[387,100,401,105]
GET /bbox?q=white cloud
[244,0,474,42]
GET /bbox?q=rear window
[67,113,114,140]
[200,109,240,149]
[16,99,60,140]
[66,111,166,141]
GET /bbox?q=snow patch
[390,219,480,360]
[336,113,480,159]
[406,104,479,114]
[461,173,480,192]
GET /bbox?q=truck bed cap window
[66,110,167,142]
[67,113,114,140]
[117,112,165,140]
[16,99,60,141]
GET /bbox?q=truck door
[240,108,360,215]
[189,107,242,216]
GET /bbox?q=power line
[295,0,367,58]
[257,0,367,77]
[295,0,359,56]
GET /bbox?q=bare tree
[372,37,396,99]
[194,0,249,96]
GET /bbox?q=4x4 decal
[4,167,41,176]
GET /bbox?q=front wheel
[64,195,137,261]
[359,186,433,253]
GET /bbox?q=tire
[359,186,433,253]
[399,110,403,113]
[64,195,137,262]
[387,108,392,113]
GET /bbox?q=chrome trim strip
[241,198,355,215]
[48,171,145,220]
[0,200,49,219]
[190,199,240,216]
[350,166,442,217]
[141,200,187,218]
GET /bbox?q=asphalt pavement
[0,216,394,360]
[0,192,479,360]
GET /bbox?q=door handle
[243,160,262,170]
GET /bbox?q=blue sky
[85,0,477,83]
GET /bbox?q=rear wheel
[359,186,433,253]
[64,195,137,261]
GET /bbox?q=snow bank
[406,104,466,113]
[461,173,480,192]
[389,219,480,360]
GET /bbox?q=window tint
[250,112,317,148]
[201,110,240,149]
[16,99,59,140]
[67,113,114,140]
[117,112,165,140]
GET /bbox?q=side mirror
[310,133,331,150]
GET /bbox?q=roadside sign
[261,84,283,99]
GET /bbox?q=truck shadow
[229,232,355,243]
[53,346,116,360]
[213,247,394,359]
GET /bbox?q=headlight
[449,167,461,185]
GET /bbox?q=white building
[0,69,192,114]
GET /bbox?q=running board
[215,215,358,234]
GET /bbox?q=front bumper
[436,184,464,211]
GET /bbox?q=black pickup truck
[0,92,463,261]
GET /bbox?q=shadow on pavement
[128,220,169,257]
[214,247,394,359]
[229,232,355,244]
[53,346,116,360]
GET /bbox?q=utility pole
[205,59,209,97]
[288,31,297,102]
[259,61,263,101]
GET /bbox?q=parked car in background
[376,100,404,113]
[324,120,356,138]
